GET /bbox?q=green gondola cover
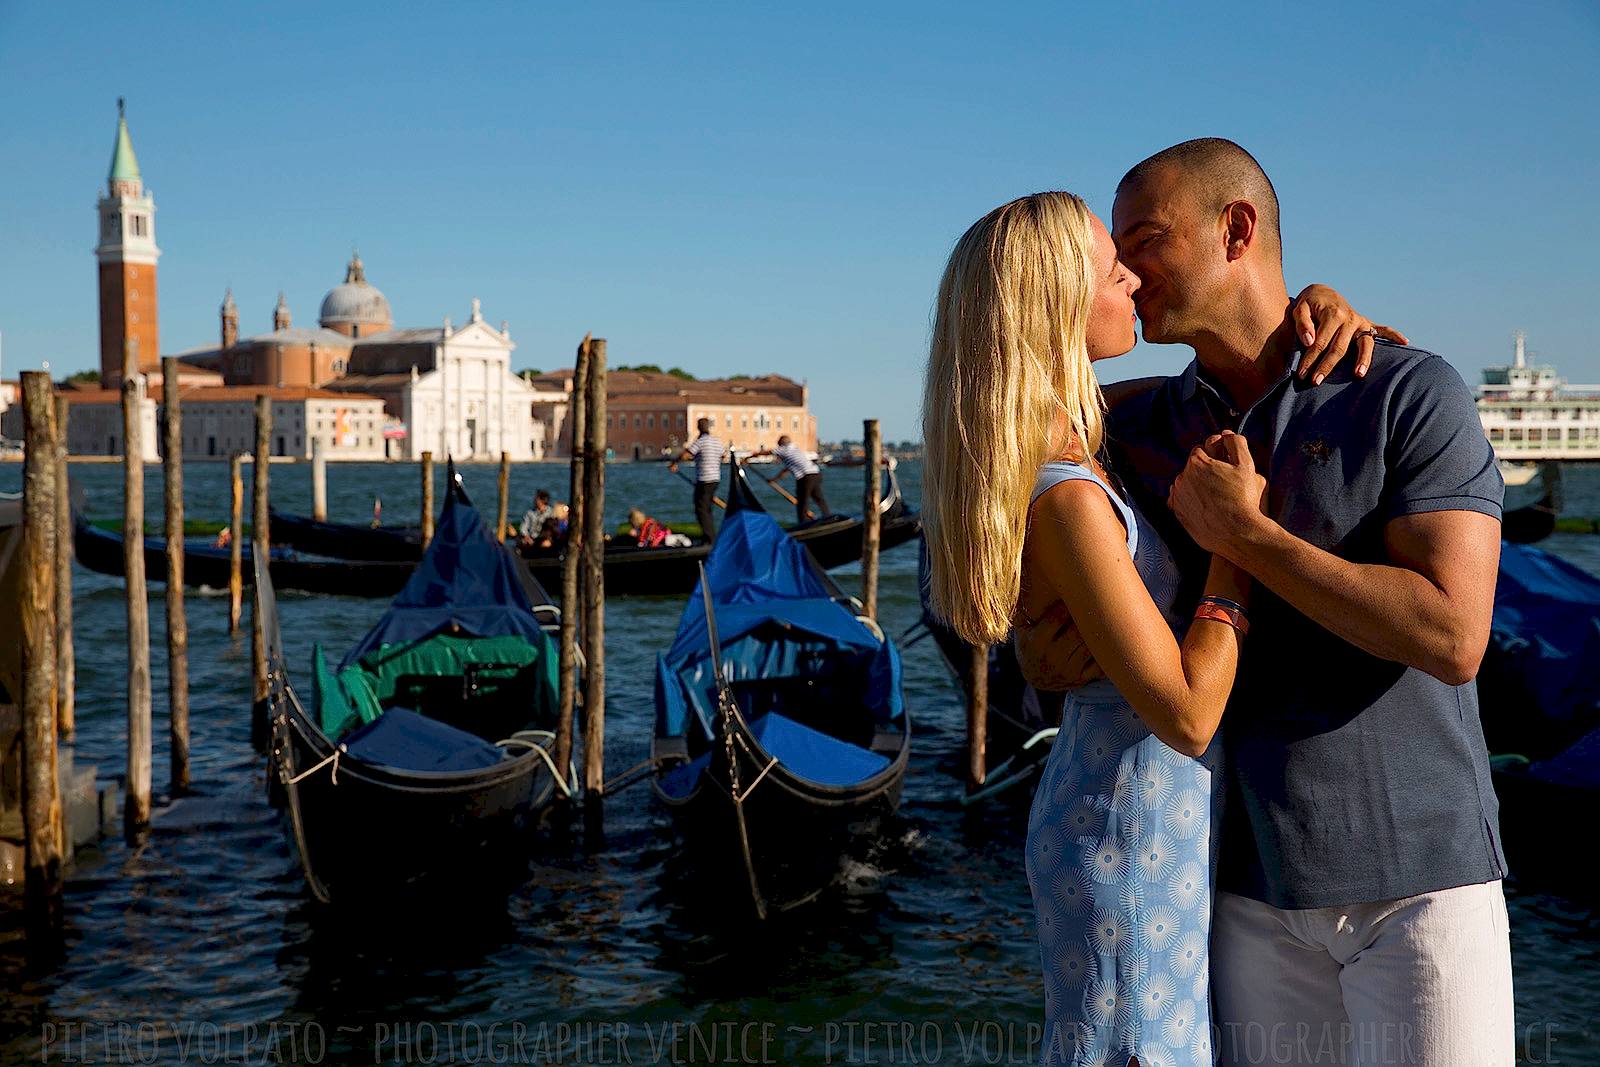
[313,632,558,742]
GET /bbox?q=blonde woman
[921,192,1383,1067]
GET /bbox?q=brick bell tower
[96,98,160,385]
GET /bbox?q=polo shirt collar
[1177,348,1305,411]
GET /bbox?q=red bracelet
[1194,601,1249,635]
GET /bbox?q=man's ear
[1221,200,1258,262]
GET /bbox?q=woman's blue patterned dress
[1024,461,1219,1067]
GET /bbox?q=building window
[725,415,732,428]
[1528,429,1543,443]
[741,416,748,429]
[647,414,655,429]
[677,413,685,428]
[634,414,642,429]
[1509,429,1524,442]
[791,416,799,429]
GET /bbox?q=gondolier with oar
[669,417,727,542]
[767,435,829,523]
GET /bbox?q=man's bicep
[1383,509,1500,605]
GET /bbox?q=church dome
[319,252,392,334]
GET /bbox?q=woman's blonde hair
[921,191,1105,646]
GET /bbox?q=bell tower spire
[96,97,160,385]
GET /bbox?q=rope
[601,756,660,795]
[497,729,578,798]
[855,614,885,643]
[287,743,346,785]
[735,753,779,803]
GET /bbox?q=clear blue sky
[2,1,1596,441]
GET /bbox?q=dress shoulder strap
[1029,460,1138,558]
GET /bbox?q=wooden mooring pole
[420,451,435,549]
[52,394,75,739]
[496,450,511,542]
[311,436,328,523]
[966,643,988,792]
[162,358,190,793]
[581,339,608,796]
[123,349,153,841]
[251,396,271,706]
[20,371,63,930]
[861,418,882,620]
[555,337,591,785]
[228,453,243,634]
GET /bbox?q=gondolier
[670,418,727,542]
[769,435,829,523]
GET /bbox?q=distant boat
[258,467,573,905]
[1477,332,1600,462]
[268,462,923,597]
[651,465,910,918]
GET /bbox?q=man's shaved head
[1118,138,1281,260]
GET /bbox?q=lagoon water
[2,459,1596,1065]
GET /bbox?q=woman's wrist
[1203,555,1251,609]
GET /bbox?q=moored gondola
[258,467,575,904]
[73,517,416,597]
[651,465,910,918]
[266,464,922,596]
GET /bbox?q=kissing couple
[921,139,1511,1067]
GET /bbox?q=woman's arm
[1022,480,1252,757]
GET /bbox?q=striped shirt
[773,443,818,480]
[685,433,726,482]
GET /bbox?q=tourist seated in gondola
[626,507,692,548]
[518,489,554,542]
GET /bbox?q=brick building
[525,369,817,460]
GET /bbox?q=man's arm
[1212,510,1499,685]
[1170,356,1502,686]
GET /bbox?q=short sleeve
[1384,355,1503,521]
[685,438,701,456]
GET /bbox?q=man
[1023,139,1511,1064]
[769,434,830,523]
[518,489,553,543]
[669,417,726,541]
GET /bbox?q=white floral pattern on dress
[1024,460,1214,1067]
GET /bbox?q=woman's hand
[1169,432,1268,556]
[1290,284,1410,385]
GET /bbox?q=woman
[920,192,1387,1067]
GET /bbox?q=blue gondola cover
[340,707,507,772]
[1492,542,1600,736]
[655,485,904,759]
[340,486,547,668]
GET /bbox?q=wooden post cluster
[228,453,243,634]
[420,452,435,549]
[122,348,153,841]
[581,339,608,796]
[251,396,271,705]
[966,643,989,792]
[311,436,328,523]
[52,394,75,739]
[161,358,191,793]
[19,371,64,927]
[555,337,591,782]
[861,418,882,620]
[496,451,511,543]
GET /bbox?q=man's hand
[1014,602,1104,691]
[1169,431,1267,554]
[668,462,679,473]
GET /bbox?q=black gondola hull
[651,721,908,914]
[270,690,559,904]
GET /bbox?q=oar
[671,466,726,509]
[699,561,768,920]
[763,475,816,521]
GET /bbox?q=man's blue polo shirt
[1108,340,1506,909]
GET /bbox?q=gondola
[267,464,923,597]
[258,466,575,904]
[73,517,416,597]
[651,465,910,918]
[909,537,1062,805]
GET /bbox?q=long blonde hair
[921,191,1105,646]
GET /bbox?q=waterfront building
[1478,333,1600,462]
[524,368,817,460]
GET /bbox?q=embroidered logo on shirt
[1301,439,1332,464]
